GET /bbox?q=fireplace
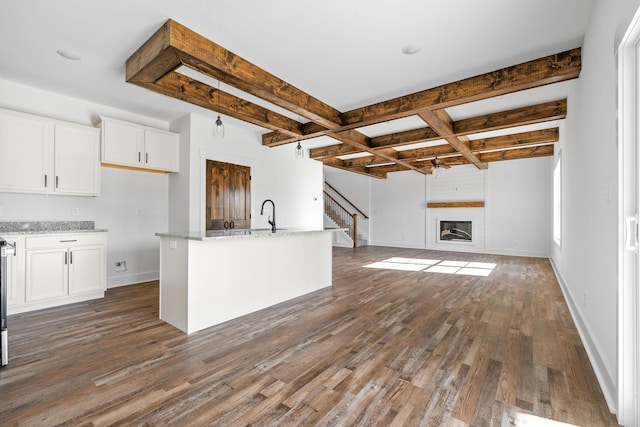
[439,220,472,242]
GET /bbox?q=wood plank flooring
[0,246,618,426]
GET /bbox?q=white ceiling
[0,0,595,148]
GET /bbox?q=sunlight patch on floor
[503,411,579,426]
[363,257,497,276]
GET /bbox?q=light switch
[169,240,177,250]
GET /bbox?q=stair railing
[324,181,369,219]
[324,191,358,247]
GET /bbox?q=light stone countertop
[155,227,345,241]
[0,221,107,236]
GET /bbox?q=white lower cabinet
[26,248,68,301]
[9,232,106,314]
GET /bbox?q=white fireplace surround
[429,207,485,251]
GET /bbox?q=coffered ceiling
[0,1,596,177]
[127,19,579,178]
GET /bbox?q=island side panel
[159,237,189,333]
[186,231,332,334]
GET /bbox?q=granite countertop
[0,221,107,236]
[156,227,345,241]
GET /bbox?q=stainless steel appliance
[1,237,15,367]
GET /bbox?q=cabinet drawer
[25,233,106,249]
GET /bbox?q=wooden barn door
[205,160,251,230]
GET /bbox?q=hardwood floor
[0,246,618,426]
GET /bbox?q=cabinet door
[54,123,101,196]
[229,164,251,229]
[144,129,179,172]
[68,245,105,295]
[206,160,229,230]
[5,238,21,307]
[0,110,51,193]
[25,248,68,302]
[101,118,144,167]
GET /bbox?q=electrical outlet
[72,207,79,216]
[136,208,144,216]
[115,260,127,272]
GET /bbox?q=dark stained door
[205,160,251,230]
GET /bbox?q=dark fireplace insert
[439,220,472,242]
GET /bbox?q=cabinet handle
[59,240,78,243]
[230,221,234,229]
[224,221,229,229]
[56,176,59,188]
[145,153,148,164]
[64,252,68,265]
[138,152,141,162]
[44,174,47,187]
[69,251,73,264]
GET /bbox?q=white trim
[550,258,617,413]
[107,271,158,288]
[616,6,640,425]
[553,152,562,248]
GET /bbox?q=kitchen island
[155,228,340,334]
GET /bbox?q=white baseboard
[107,271,159,288]
[549,258,617,414]
[483,247,550,258]
[332,241,353,248]
[370,240,426,249]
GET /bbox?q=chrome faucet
[260,199,276,233]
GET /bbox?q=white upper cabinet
[0,108,100,196]
[144,128,179,172]
[54,123,101,196]
[0,110,51,193]
[100,117,144,168]
[99,116,179,173]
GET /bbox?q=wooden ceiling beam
[347,129,558,173]
[477,144,554,162]
[127,21,431,174]
[454,100,566,135]
[322,158,387,179]
[127,19,344,129]
[311,99,565,160]
[364,144,555,174]
[263,48,580,146]
[470,128,559,151]
[322,130,429,175]
[418,109,488,170]
[340,48,581,128]
[155,72,302,135]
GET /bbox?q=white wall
[0,78,170,287]
[371,171,427,248]
[550,0,640,412]
[168,113,324,232]
[485,157,552,257]
[330,158,552,256]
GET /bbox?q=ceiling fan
[430,157,451,175]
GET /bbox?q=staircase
[323,182,368,248]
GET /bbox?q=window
[553,152,561,246]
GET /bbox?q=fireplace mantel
[427,201,485,208]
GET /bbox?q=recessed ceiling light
[402,44,422,55]
[56,49,82,61]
